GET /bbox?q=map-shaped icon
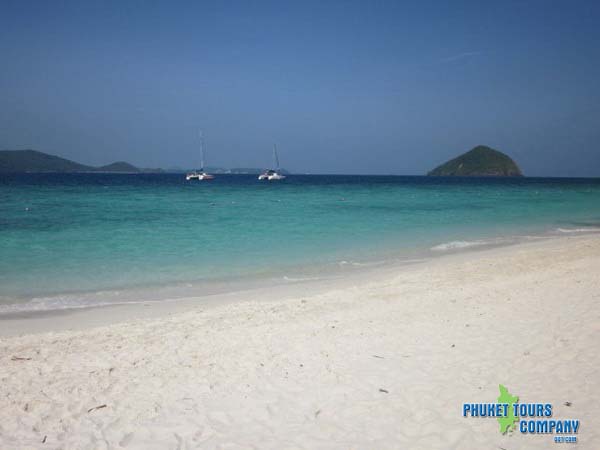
[497,384,519,433]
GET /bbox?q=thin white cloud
[438,51,483,64]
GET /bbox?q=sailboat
[186,131,215,181]
[258,144,286,180]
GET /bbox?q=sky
[1,0,599,176]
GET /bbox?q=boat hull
[186,173,214,181]
[258,172,285,180]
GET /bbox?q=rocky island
[428,145,523,177]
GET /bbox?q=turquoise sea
[1,173,599,314]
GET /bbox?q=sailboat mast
[199,130,205,171]
[273,144,280,170]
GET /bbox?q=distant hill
[0,149,292,175]
[0,150,144,173]
[0,150,94,173]
[428,145,523,177]
[96,161,140,173]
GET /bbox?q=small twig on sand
[42,435,47,443]
[87,404,107,413]
[372,355,384,359]
[11,356,32,361]
[379,388,389,393]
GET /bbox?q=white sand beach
[1,235,599,449]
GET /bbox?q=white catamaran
[186,131,215,181]
[258,144,286,180]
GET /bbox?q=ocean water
[1,173,599,313]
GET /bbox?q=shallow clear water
[1,173,599,313]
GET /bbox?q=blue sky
[1,0,599,175]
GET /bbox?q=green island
[428,145,523,177]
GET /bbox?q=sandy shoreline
[0,234,553,337]
[1,235,599,449]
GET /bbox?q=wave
[282,275,323,282]
[0,287,176,315]
[430,236,518,252]
[338,260,387,267]
[339,260,364,266]
[430,240,488,251]
[0,297,125,315]
[555,227,600,234]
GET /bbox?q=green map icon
[497,384,519,433]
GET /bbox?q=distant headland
[428,145,523,177]
[0,150,156,173]
[0,150,290,175]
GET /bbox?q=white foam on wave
[339,260,362,266]
[0,298,112,315]
[338,260,386,267]
[430,235,521,252]
[0,291,149,315]
[430,240,488,251]
[282,275,323,282]
[0,293,190,315]
[556,227,600,234]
